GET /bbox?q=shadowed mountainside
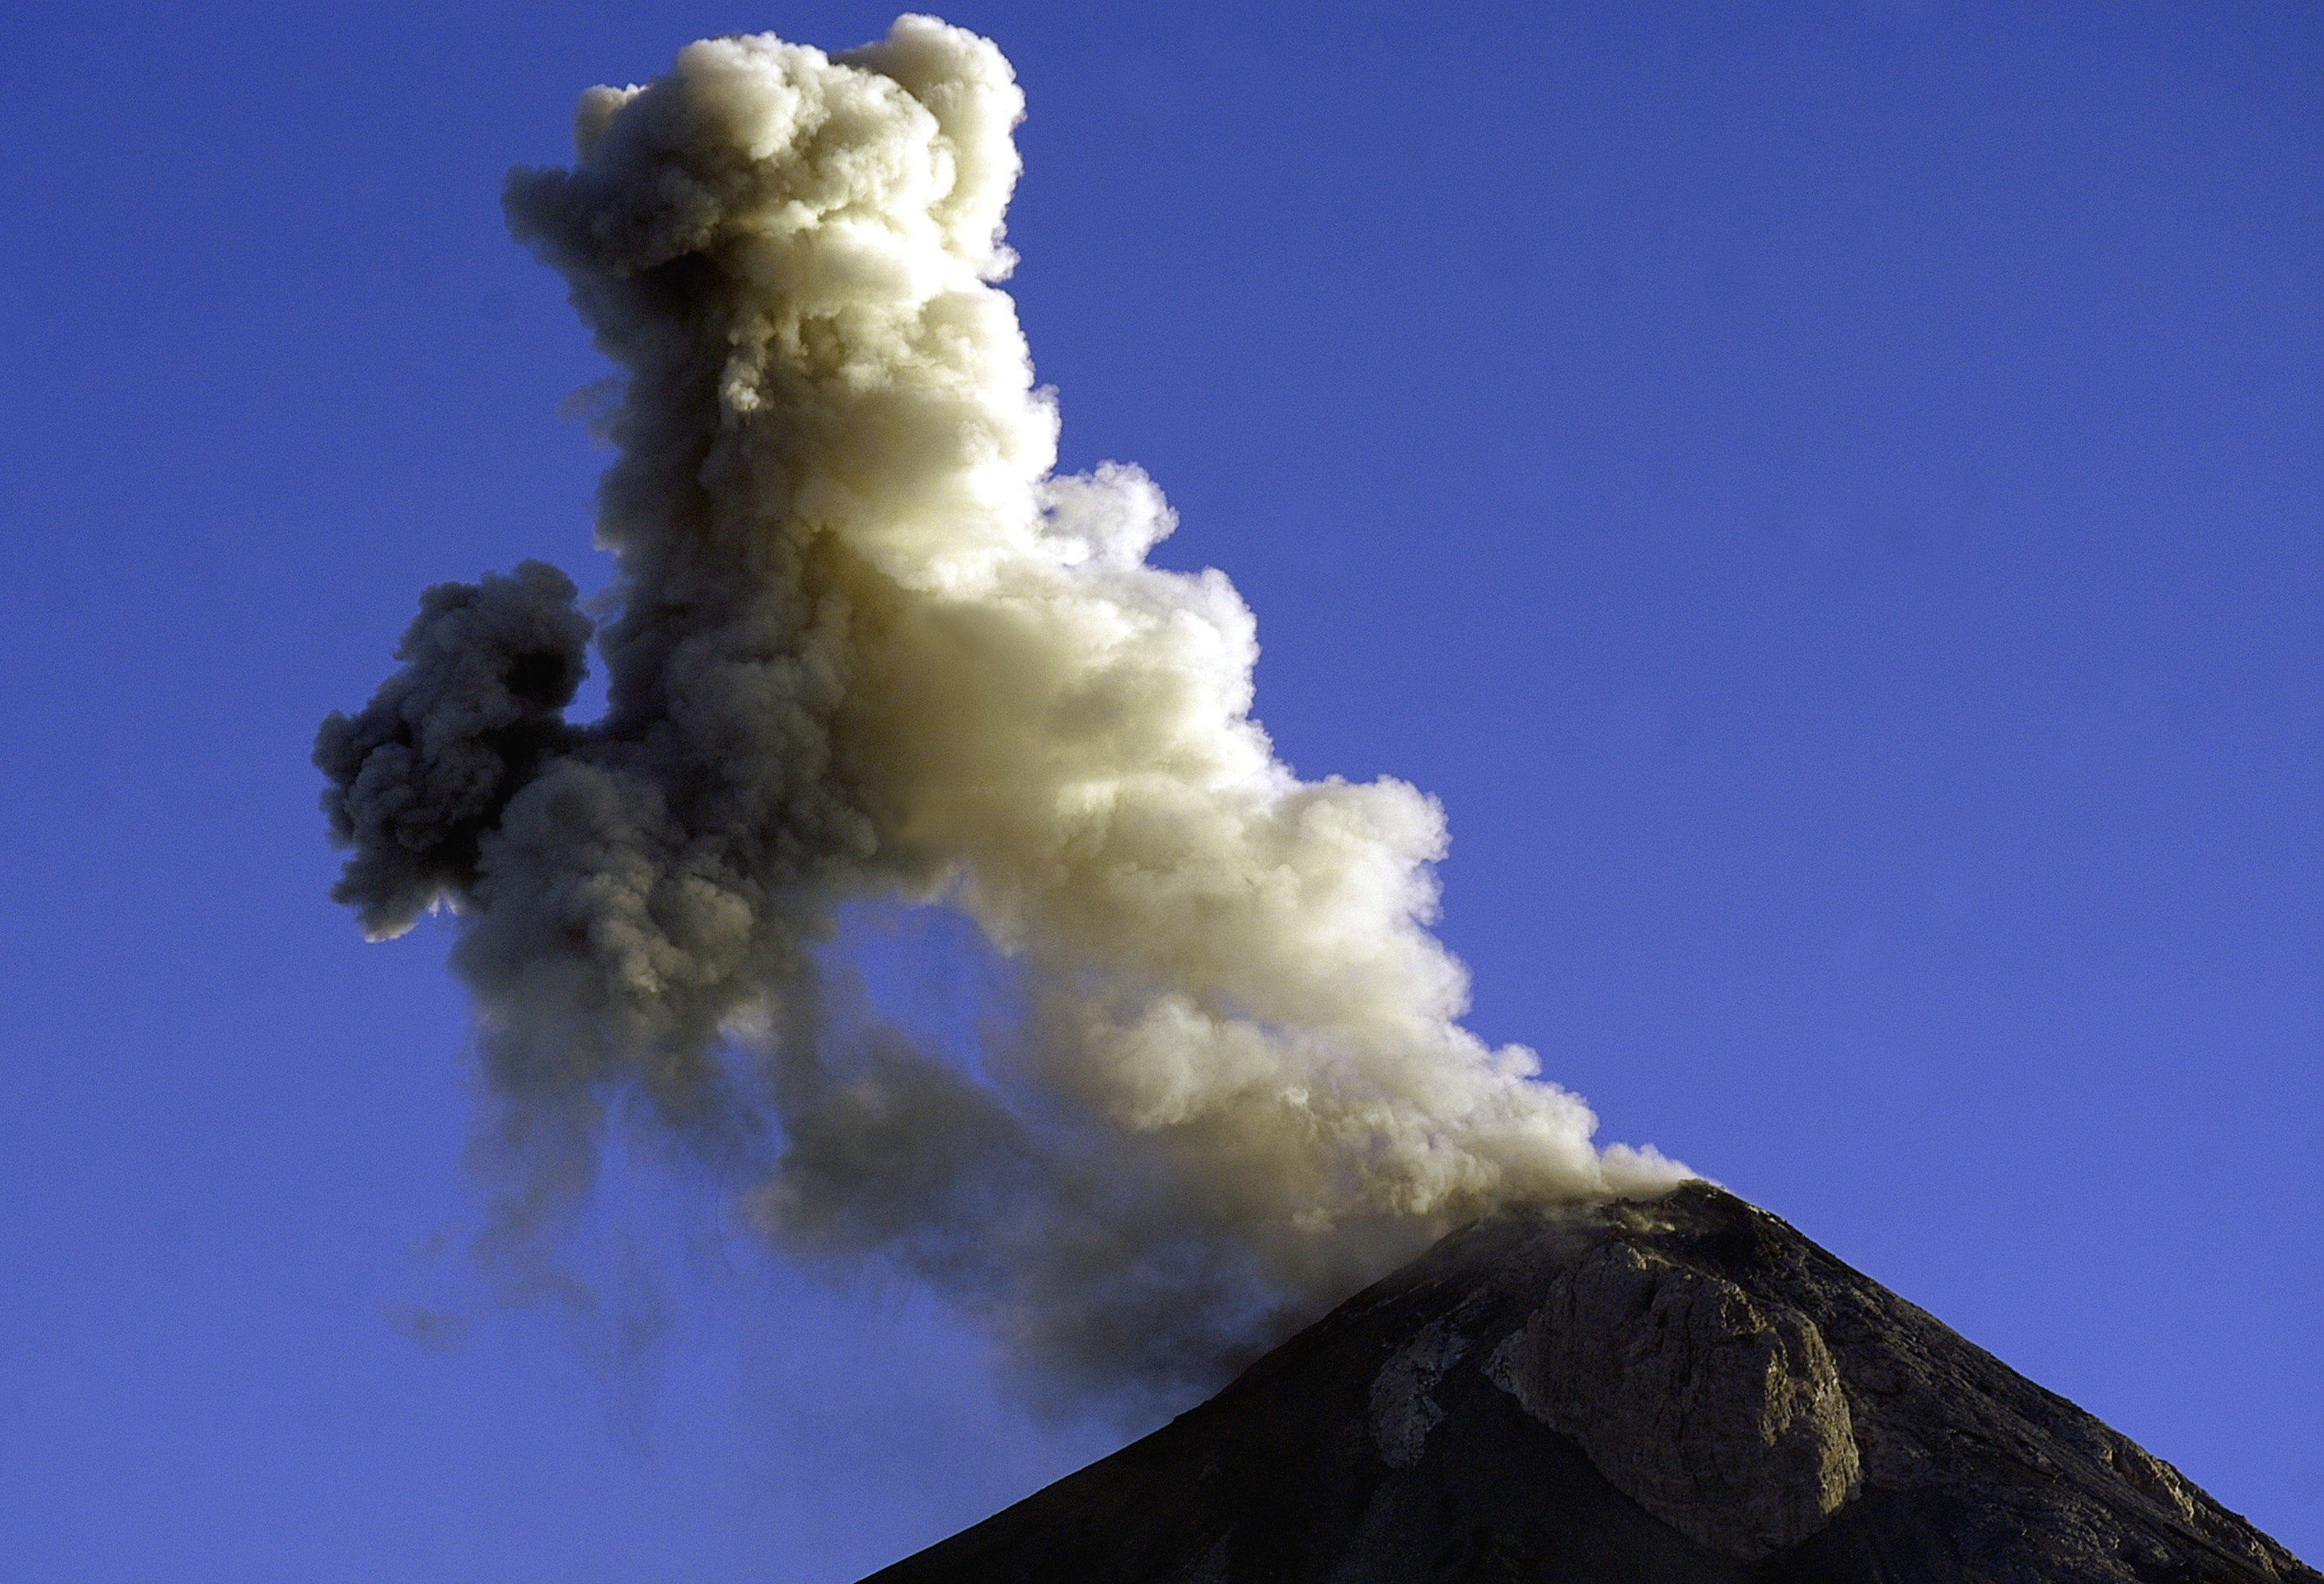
[862,1183,2315,1583]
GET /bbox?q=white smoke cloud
[317,14,1687,1408]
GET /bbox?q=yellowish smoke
[317,15,1683,1407]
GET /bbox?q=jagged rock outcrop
[861,1183,2317,1584]
[1482,1238,1860,1557]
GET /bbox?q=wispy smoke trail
[317,14,1685,1407]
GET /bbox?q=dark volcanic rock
[861,1183,2316,1584]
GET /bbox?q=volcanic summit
[863,1183,2315,1584]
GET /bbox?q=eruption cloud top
[316,14,1686,1405]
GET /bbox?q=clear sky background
[2,2,2316,1579]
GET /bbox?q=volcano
[862,1183,2313,1583]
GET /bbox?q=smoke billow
[318,14,1686,1407]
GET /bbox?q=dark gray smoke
[318,14,1685,1408]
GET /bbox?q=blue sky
[2,2,2317,1578]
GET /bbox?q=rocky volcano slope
[862,1183,2315,1584]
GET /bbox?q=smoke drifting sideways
[316,14,1688,1410]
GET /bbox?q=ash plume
[318,14,1687,1406]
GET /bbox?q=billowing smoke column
[318,14,1685,1406]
